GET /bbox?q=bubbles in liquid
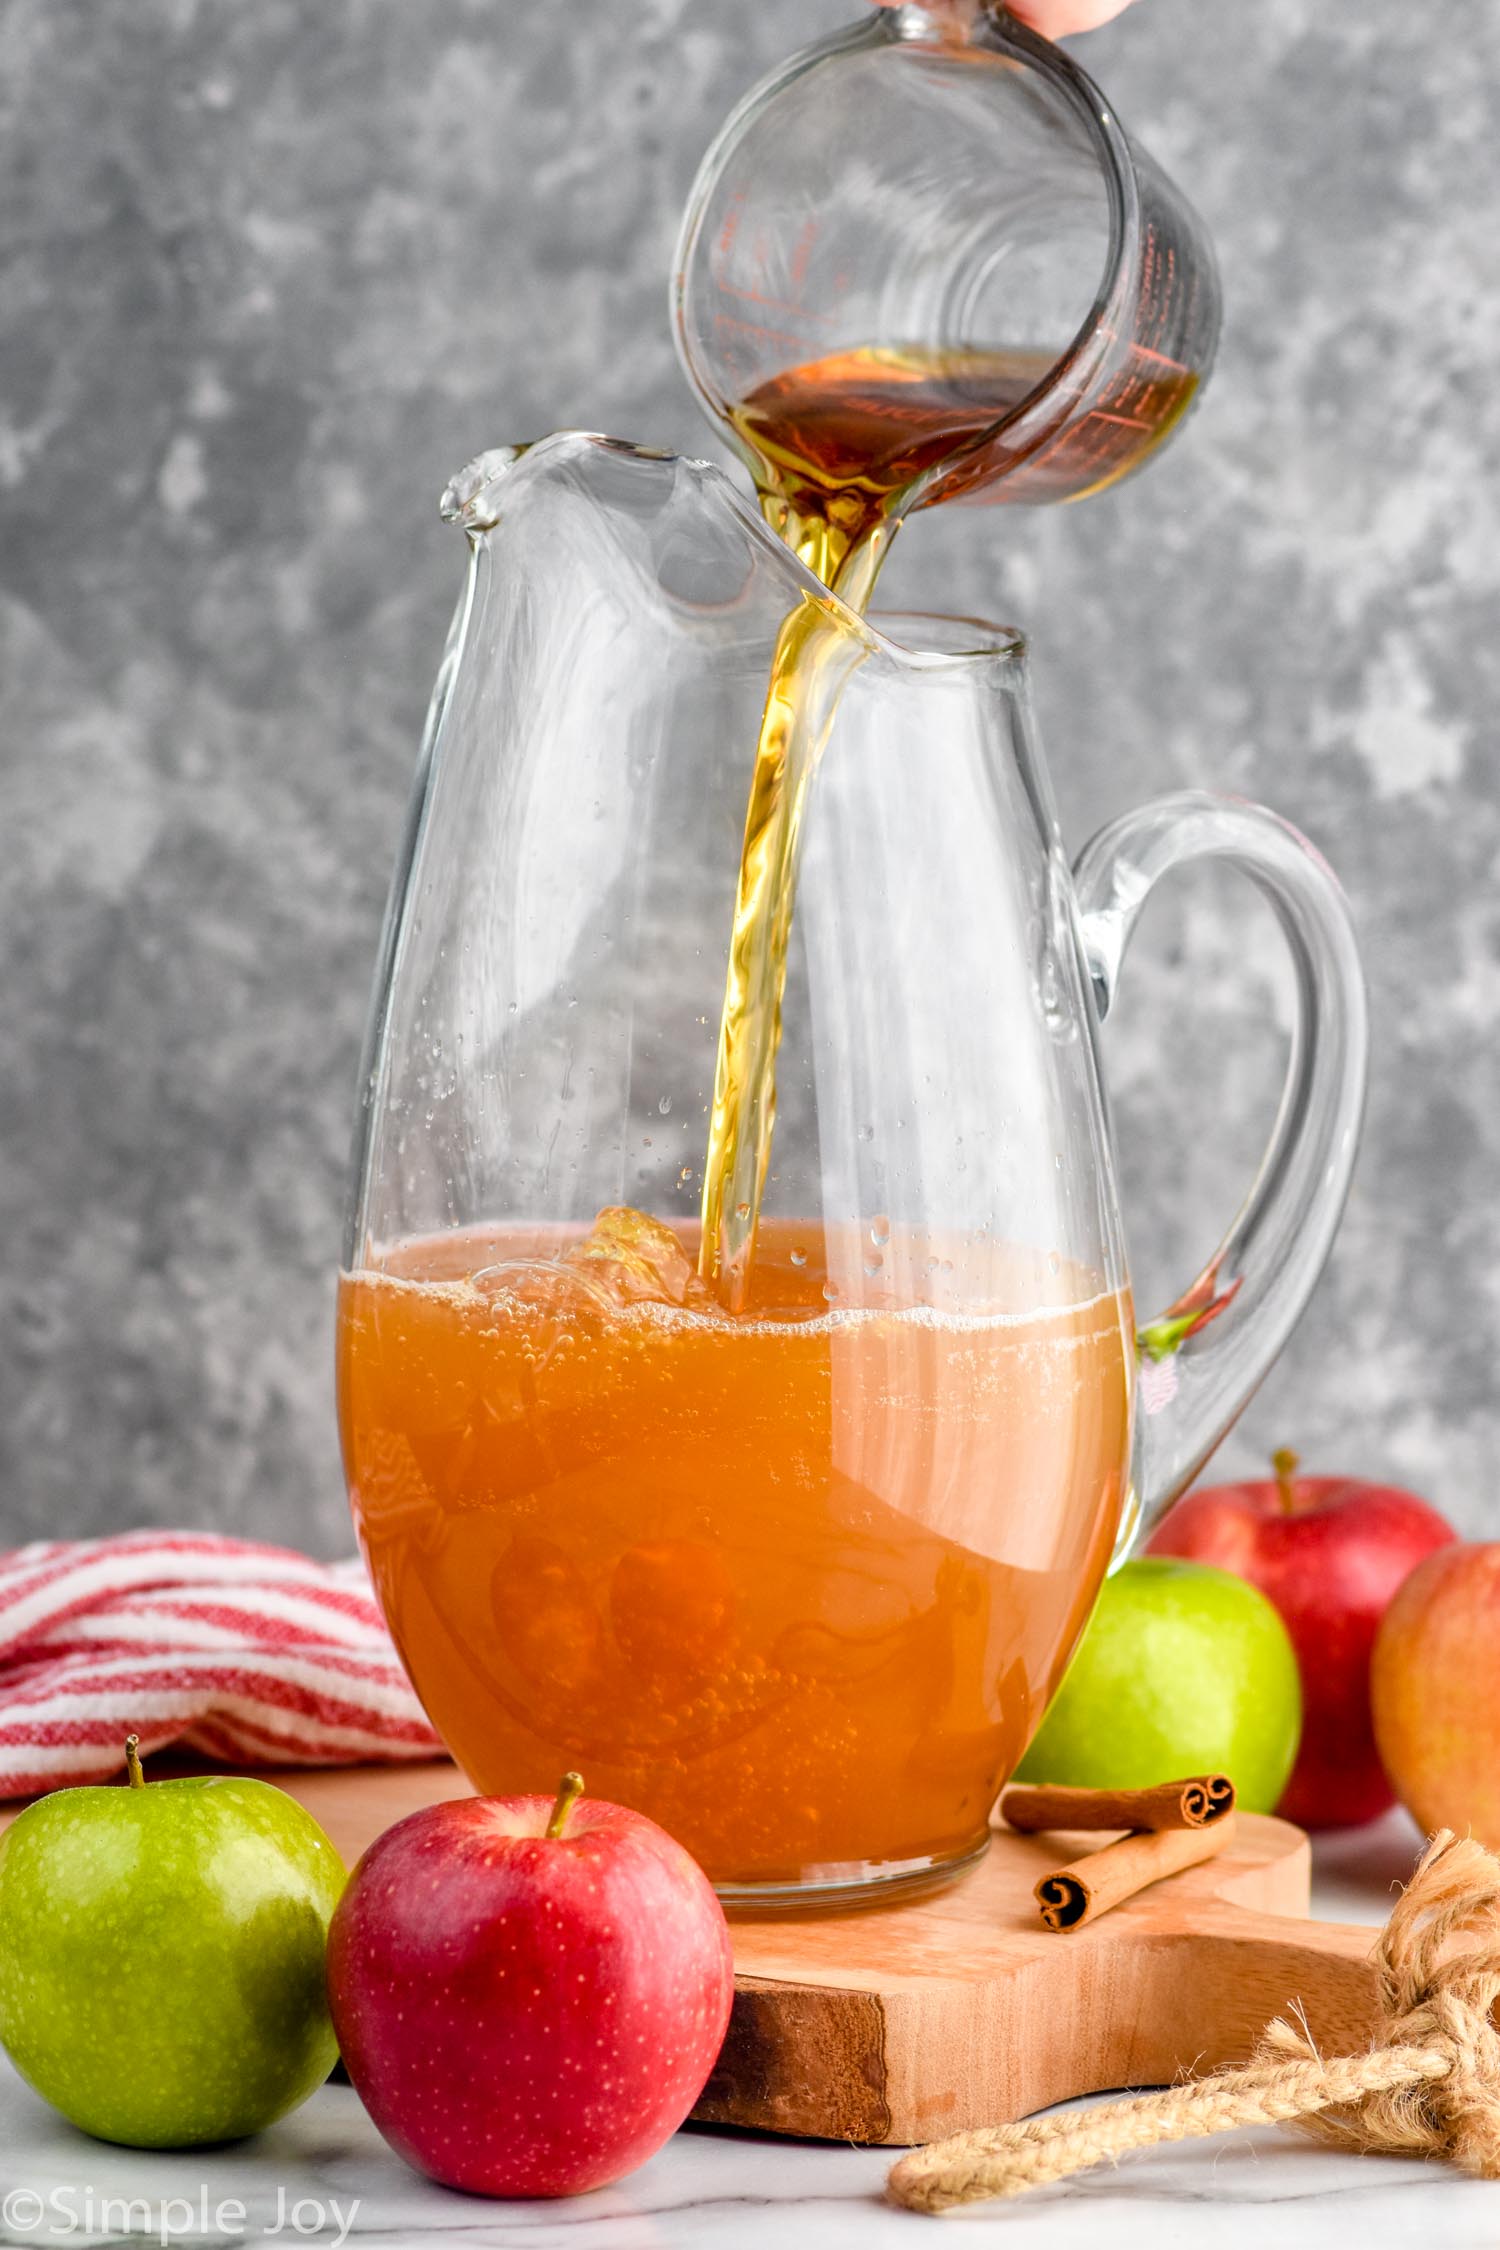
[611,1539,737,1685]
[342,1222,1137,1883]
[492,1536,604,1697]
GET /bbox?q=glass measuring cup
[673,0,1221,602]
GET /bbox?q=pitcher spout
[439,445,531,535]
[439,434,688,538]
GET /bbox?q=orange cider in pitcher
[339,1209,1132,1892]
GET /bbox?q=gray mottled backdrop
[2,0,1495,1554]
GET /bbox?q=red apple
[1372,1543,1500,1847]
[1147,1450,1455,1829]
[326,1775,734,2197]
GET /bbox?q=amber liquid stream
[697,343,1198,1300]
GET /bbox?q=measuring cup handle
[1072,791,1368,1550]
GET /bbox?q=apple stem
[1271,1448,1301,1514]
[545,1772,585,1841]
[124,1735,145,1789]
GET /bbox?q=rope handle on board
[888,1828,1500,2214]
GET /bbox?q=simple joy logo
[0,2186,360,2247]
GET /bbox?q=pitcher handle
[1072,791,1368,1552]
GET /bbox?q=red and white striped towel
[0,1531,444,1799]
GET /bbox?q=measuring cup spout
[885,0,986,38]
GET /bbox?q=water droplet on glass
[790,1247,808,1269]
[869,1217,890,1249]
[863,1257,883,1279]
[735,1202,750,1221]
[822,1282,840,1303]
[658,1095,672,1115]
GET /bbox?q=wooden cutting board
[1,1759,1384,2147]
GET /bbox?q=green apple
[0,1742,345,2146]
[1015,1557,1302,1813]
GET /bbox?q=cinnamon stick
[1035,1814,1237,1932]
[1002,1774,1235,1835]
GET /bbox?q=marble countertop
[3,1810,1495,2250]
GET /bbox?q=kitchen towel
[0,1531,443,1798]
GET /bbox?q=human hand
[1007,0,1139,29]
[872,0,1140,31]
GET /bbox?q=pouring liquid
[337,346,1167,1886]
[696,340,1198,1301]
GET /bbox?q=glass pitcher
[673,0,1222,602]
[338,433,1366,1907]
